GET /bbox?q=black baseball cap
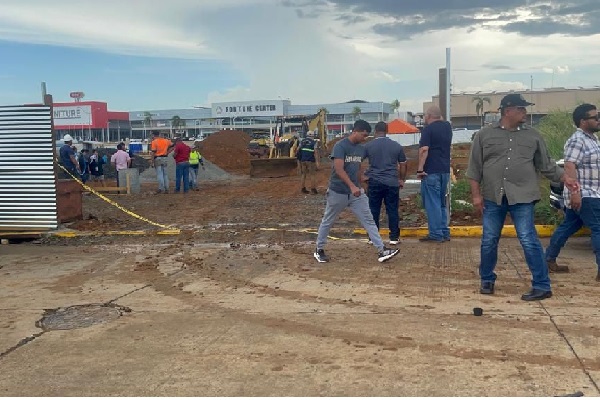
[499,93,534,109]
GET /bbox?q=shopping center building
[424,87,600,129]
[128,100,395,141]
[52,99,397,142]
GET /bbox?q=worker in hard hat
[58,134,81,179]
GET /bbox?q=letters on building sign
[225,105,276,113]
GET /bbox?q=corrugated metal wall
[0,105,57,230]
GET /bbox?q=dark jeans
[480,197,551,291]
[368,179,400,240]
[420,173,450,240]
[175,162,190,193]
[546,198,600,270]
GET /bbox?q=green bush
[450,178,474,212]
[537,109,575,159]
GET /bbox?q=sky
[1,0,599,113]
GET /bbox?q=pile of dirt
[198,130,252,175]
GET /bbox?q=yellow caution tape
[55,161,177,231]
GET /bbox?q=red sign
[69,91,85,99]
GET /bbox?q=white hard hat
[63,134,73,142]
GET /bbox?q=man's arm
[70,154,81,173]
[417,146,429,177]
[398,162,407,188]
[469,178,484,215]
[333,158,360,196]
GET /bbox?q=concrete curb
[354,225,591,238]
[1,225,591,239]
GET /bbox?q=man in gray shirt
[314,120,399,264]
[466,93,579,301]
[365,121,407,245]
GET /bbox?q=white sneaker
[366,239,373,245]
[389,240,400,245]
[313,248,330,263]
[378,247,399,263]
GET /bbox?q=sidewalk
[0,237,598,396]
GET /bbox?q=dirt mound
[199,130,251,175]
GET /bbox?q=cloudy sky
[1,0,599,112]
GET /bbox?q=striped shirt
[563,128,600,208]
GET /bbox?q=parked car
[549,159,565,210]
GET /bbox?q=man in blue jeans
[313,120,399,264]
[365,121,407,245]
[466,94,580,301]
[545,103,600,282]
[417,105,452,242]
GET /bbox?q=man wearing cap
[545,103,600,281]
[58,134,81,179]
[172,136,191,193]
[466,93,579,301]
[296,129,320,194]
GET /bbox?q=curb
[354,225,591,238]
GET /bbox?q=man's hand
[563,175,580,192]
[570,191,582,212]
[350,185,361,197]
[416,171,427,180]
[472,194,484,215]
[398,179,405,189]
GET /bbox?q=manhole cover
[36,304,130,331]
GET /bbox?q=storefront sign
[53,105,92,125]
[212,101,284,117]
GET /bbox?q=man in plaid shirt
[545,103,600,281]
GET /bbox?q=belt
[155,155,167,158]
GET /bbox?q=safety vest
[297,138,316,162]
[189,150,202,165]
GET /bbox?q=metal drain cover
[37,304,130,331]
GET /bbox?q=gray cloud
[482,64,514,70]
[297,0,600,38]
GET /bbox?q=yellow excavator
[249,109,328,178]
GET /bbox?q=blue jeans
[420,173,450,240]
[189,166,199,189]
[368,179,400,240]
[175,162,190,193]
[480,198,551,291]
[545,208,583,262]
[154,157,169,192]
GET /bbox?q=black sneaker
[301,187,309,194]
[311,188,318,195]
[480,282,495,295]
[378,247,399,262]
[313,248,329,263]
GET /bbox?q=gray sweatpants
[316,188,384,251]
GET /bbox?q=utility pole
[530,75,534,125]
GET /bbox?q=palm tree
[390,99,400,118]
[143,111,153,139]
[472,96,491,127]
[170,115,187,138]
[351,106,362,120]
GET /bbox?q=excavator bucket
[249,157,298,178]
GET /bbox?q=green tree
[351,106,362,120]
[471,96,491,126]
[390,99,400,118]
[143,111,153,139]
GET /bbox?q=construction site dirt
[1,132,599,396]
